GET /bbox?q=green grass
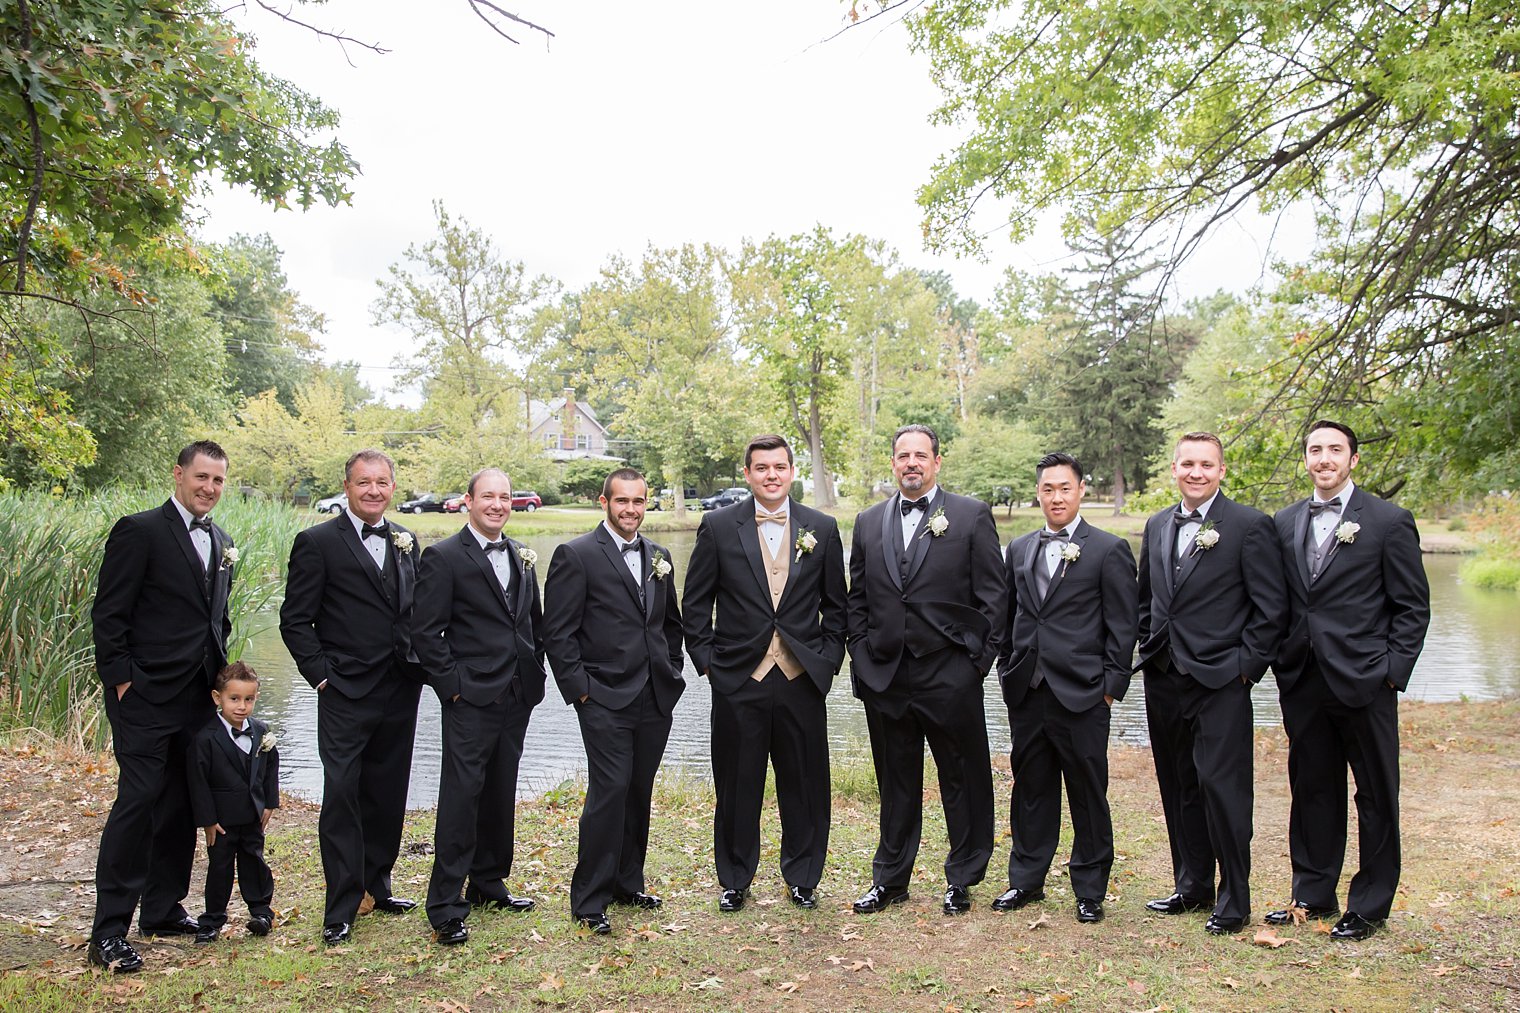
[1460,552,1520,591]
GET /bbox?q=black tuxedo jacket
[279,514,422,696]
[1137,493,1287,688]
[543,526,685,715]
[997,519,1138,711]
[1272,488,1430,707]
[682,496,847,697]
[187,715,279,828]
[92,499,234,704]
[411,527,547,707]
[846,489,1007,694]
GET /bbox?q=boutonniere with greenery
[794,529,817,562]
[650,549,672,580]
[1193,521,1220,551]
[920,507,949,539]
[220,545,239,571]
[391,530,415,554]
[1059,542,1081,564]
[259,732,277,754]
[517,545,538,570]
[1336,521,1361,544]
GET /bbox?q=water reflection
[240,524,1516,807]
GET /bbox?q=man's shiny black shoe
[321,922,352,945]
[464,886,536,912]
[1146,892,1213,915]
[852,884,909,914]
[246,914,273,936]
[613,891,663,910]
[88,935,143,973]
[1205,914,1249,935]
[991,887,1046,912]
[371,896,417,914]
[788,885,817,909]
[578,913,612,935]
[1075,897,1105,923]
[943,884,972,915]
[194,926,219,945]
[1264,901,1340,925]
[1330,912,1379,941]
[719,888,748,913]
[139,915,199,937]
[434,917,469,945]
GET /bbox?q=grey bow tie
[1308,497,1342,516]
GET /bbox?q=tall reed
[0,489,308,747]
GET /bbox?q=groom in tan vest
[684,434,848,911]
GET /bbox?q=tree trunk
[1111,453,1126,515]
[669,465,686,521]
[809,403,836,508]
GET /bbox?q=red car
[511,491,542,512]
[442,494,467,513]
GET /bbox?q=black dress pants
[197,822,274,930]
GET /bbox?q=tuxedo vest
[751,522,803,682]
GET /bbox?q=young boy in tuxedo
[187,661,280,943]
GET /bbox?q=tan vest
[750,521,803,682]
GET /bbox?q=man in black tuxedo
[544,468,685,934]
[847,424,1007,916]
[88,440,236,972]
[683,434,847,912]
[412,468,546,946]
[1266,420,1430,941]
[1136,433,1287,934]
[993,452,1136,924]
[279,449,424,945]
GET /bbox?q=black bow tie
[900,498,929,515]
[231,725,254,740]
[1308,497,1342,515]
[361,523,388,539]
[1173,509,1203,526]
[1038,530,1070,543]
[189,515,213,533]
[484,539,510,553]
[621,538,644,556]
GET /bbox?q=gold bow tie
[755,509,788,526]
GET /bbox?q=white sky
[201,1,1312,402]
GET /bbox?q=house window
[575,434,589,450]
[544,433,558,448]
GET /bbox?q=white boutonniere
[220,545,239,570]
[391,530,414,554]
[1059,542,1081,564]
[794,529,817,562]
[650,549,672,580]
[517,545,538,570]
[1194,521,1220,551]
[920,507,949,539]
[259,732,277,754]
[1336,521,1361,544]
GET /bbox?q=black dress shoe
[88,935,143,973]
[788,885,817,909]
[1075,897,1105,923]
[852,884,910,914]
[943,884,972,915]
[139,915,200,937]
[1264,901,1340,925]
[194,926,219,945]
[719,888,749,913]
[1146,892,1213,915]
[434,917,469,945]
[246,914,272,936]
[578,913,612,935]
[1330,912,1379,941]
[991,887,1045,912]
[613,891,663,910]
[322,922,352,945]
[464,886,536,912]
[1205,914,1249,934]
[371,896,417,914]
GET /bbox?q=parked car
[648,486,698,511]
[511,491,542,512]
[700,487,750,511]
[398,492,453,514]
[442,493,466,513]
[313,492,347,515]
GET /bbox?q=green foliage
[219,378,352,501]
[1460,555,1520,592]
[560,457,618,502]
[209,234,328,409]
[938,415,1043,509]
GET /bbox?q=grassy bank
[2,699,1517,1011]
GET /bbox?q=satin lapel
[395,526,415,614]
[1172,515,1216,596]
[504,536,526,618]
[244,717,265,796]
[1021,531,1043,613]
[164,501,208,598]
[1291,499,1313,591]
[879,499,902,591]
[597,528,644,612]
[1044,520,1089,605]
[903,491,939,585]
[462,529,512,615]
[778,514,801,610]
[207,525,228,605]
[210,721,247,781]
[737,501,770,600]
[1315,490,1361,585]
[1149,513,1173,609]
[337,517,388,600]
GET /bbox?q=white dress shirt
[218,712,253,755]
[467,524,514,593]
[755,501,789,558]
[898,485,939,550]
[1175,490,1221,558]
[170,496,211,570]
[602,521,643,582]
[1310,480,1354,545]
[1042,516,1081,578]
[348,509,388,571]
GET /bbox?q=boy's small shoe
[194,926,219,945]
[246,915,272,936]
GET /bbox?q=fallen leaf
[1220,977,1242,990]
[537,972,564,990]
[777,981,800,993]
[1126,978,1147,993]
[1431,965,1457,978]
[684,976,724,991]
[847,958,875,972]
[1027,911,1052,930]
[1252,928,1295,949]
[840,928,863,941]
[1348,967,1362,979]
[751,966,773,977]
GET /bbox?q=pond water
[238,525,1519,808]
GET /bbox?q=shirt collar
[1044,515,1081,538]
[602,520,640,551]
[754,498,790,521]
[169,496,200,530]
[1178,490,1221,520]
[899,485,939,510]
[467,523,505,550]
[346,508,382,539]
[1314,480,1354,505]
[217,712,248,739]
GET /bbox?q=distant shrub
[1447,515,1468,532]
[1460,555,1520,592]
